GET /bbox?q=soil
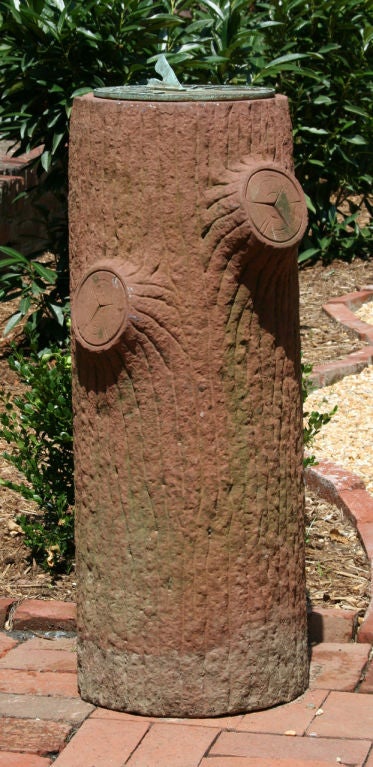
[0,256,372,616]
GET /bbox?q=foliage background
[0,344,74,571]
[0,0,371,271]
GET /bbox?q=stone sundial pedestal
[69,76,309,717]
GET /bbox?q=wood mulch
[0,256,372,617]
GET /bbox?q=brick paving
[0,626,371,766]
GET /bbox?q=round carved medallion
[243,165,308,248]
[72,261,129,352]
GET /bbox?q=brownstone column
[69,92,309,716]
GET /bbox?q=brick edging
[310,286,373,388]
[305,287,373,642]
[305,460,373,644]
[0,598,76,633]
[0,142,59,254]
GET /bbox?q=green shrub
[0,0,192,179]
[176,0,372,262]
[256,0,373,264]
[0,0,192,322]
[0,245,69,345]
[0,0,371,270]
[0,343,74,572]
[302,359,337,468]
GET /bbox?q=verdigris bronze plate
[94,84,274,101]
[94,54,274,102]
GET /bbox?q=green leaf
[52,133,65,154]
[199,0,225,19]
[304,194,316,214]
[264,52,309,68]
[71,86,92,99]
[50,303,65,326]
[318,43,341,53]
[345,135,368,145]
[298,248,320,264]
[76,27,101,42]
[362,24,373,52]
[0,247,29,264]
[19,296,31,314]
[40,150,51,173]
[300,127,329,135]
[344,104,370,118]
[314,96,333,105]
[31,281,44,296]
[32,262,57,282]
[4,312,23,336]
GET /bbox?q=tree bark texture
[69,93,309,717]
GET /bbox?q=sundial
[94,55,274,102]
[72,262,129,352]
[243,166,308,248]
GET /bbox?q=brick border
[0,598,76,633]
[305,461,373,643]
[0,143,61,254]
[306,286,373,641]
[310,287,373,387]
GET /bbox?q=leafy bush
[0,0,191,177]
[302,359,337,468]
[0,0,371,269]
[0,245,69,345]
[0,0,192,325]
[256,0,372,264]
[175,0,372,263]
[0,343,74,572]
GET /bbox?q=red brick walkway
[0,624,372,767]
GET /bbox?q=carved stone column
[69,91,309,717]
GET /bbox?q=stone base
[78,633,309,717]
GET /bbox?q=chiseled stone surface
[70,93,309,715]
